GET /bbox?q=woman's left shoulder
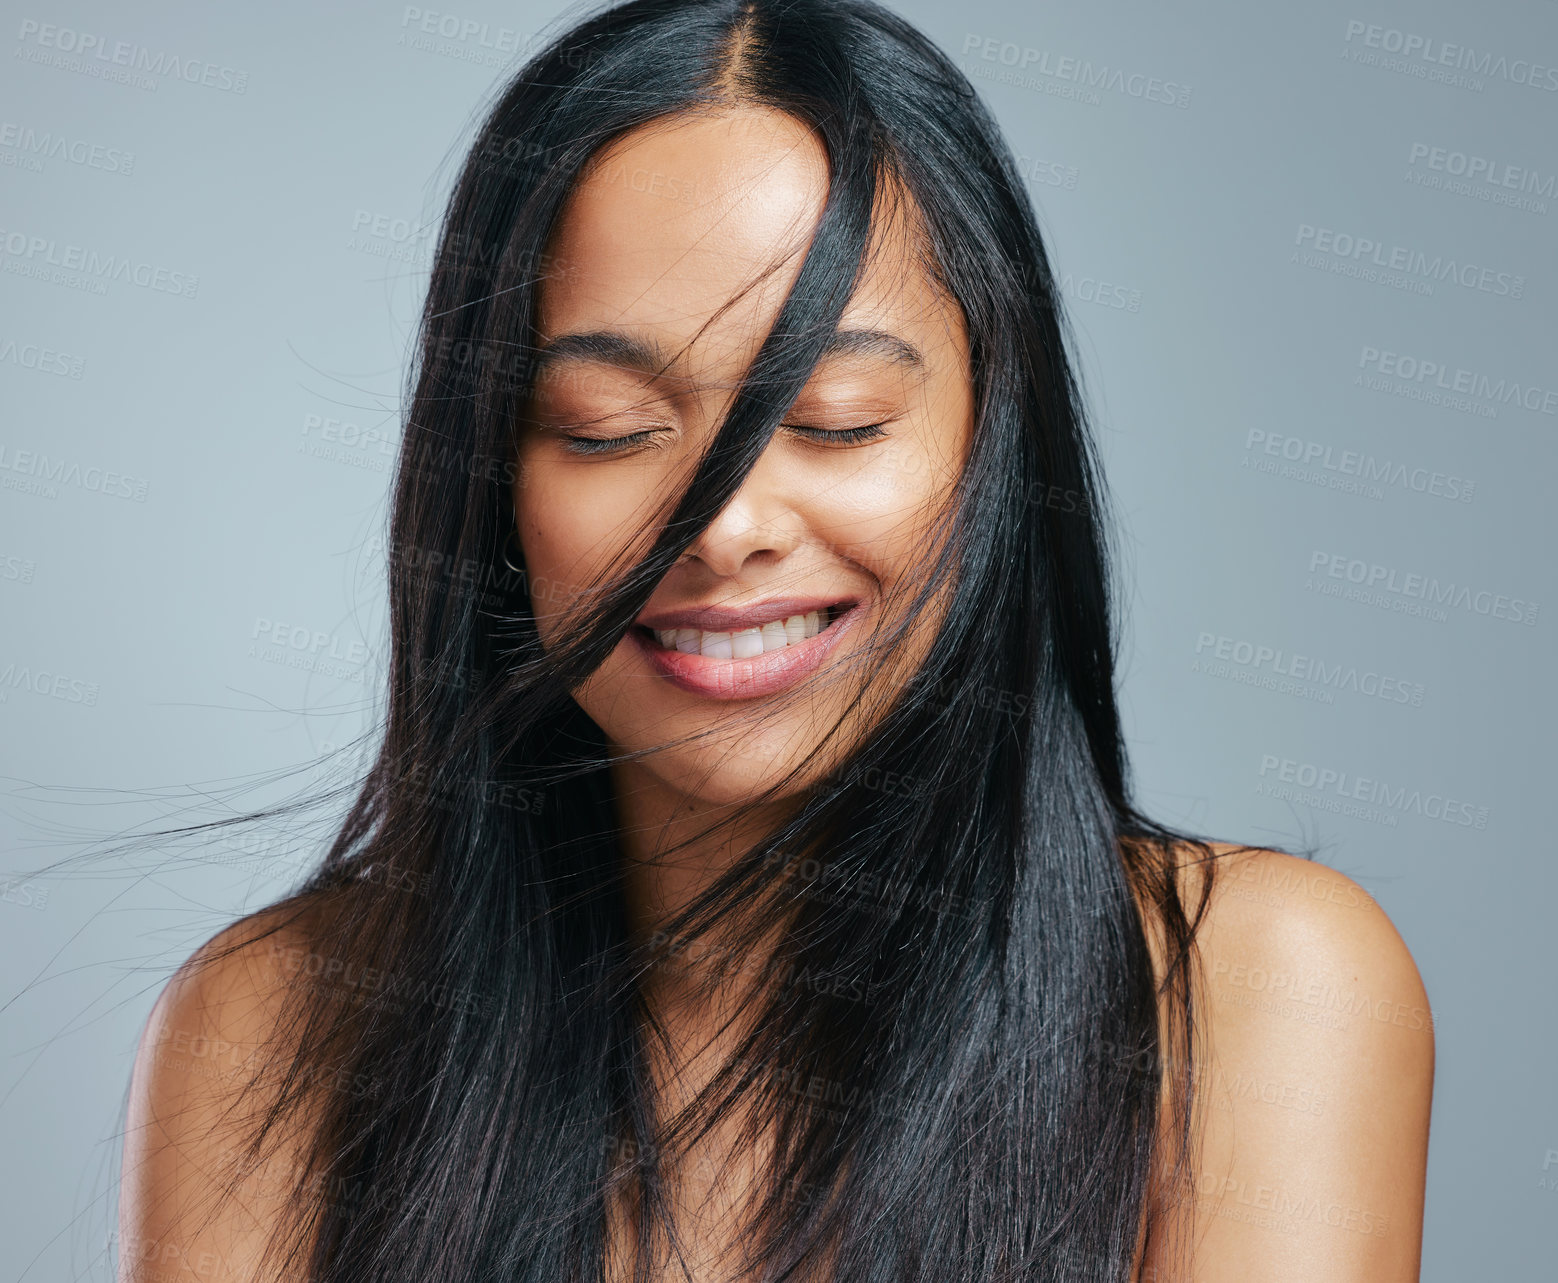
[1188,843,1434,1047]
[1139,844,1435,1276]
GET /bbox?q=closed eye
[558,422,889,455]
[558,429,661,455]
[784,423,888,445]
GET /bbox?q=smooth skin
[512,107,969,946]
[118,106,1433,1282]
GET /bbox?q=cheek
[514,455,668,621]
[811,441,960,585]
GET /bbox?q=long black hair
[110,1,1276,1278]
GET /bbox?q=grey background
[1,0,1553,1277]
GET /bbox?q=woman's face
[512,105,975,808]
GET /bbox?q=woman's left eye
[784,423,888,445]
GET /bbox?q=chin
[627,721,829,811]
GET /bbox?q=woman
[117,0,1433,1279]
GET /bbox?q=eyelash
[559,423,889,455]
[559,430,659,455]
[793,423,888,445]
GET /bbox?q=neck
[608,754,798,1014]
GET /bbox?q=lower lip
[629,604,865,700]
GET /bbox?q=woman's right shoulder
[119,895,339,1281]
[143,895,336,1062]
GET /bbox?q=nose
[679,447,803,579]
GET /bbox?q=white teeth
[647,607,839,658]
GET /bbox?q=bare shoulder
[1184,843,1432,1039]
[1170,842,1435,1097]
[119,897,335,1282]
[154,899,320,1036]
[1171,848,1427,1010]
[1142,842,1434,1281]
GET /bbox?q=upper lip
[635,595,858,633]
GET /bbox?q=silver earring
[501,531,524,575]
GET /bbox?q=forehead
[535,105,962,380]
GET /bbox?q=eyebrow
[819,328,924,368]
[533,330,671,377]
[531,326,925,382]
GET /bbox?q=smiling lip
[630,597,864,700]
[635,596,855,633]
